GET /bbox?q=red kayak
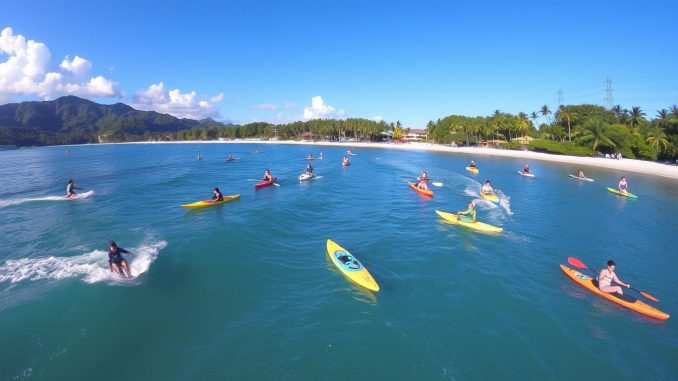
[255,177,277,189]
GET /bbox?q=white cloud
[251,103,278,111]
[132,82,223,120]
[373,115,383,122]
[303,96,342,120]
[0,27,118,102]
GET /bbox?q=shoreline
[62,139,678,180]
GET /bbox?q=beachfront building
[403,129,428,142]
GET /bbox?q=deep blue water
[0,143,676,380]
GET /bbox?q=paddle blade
[567,257,588,269]
[640,291,659,302]
[432,182,443,187]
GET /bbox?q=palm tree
[516,112,530,137]
[670,104,678,118]
[556,105,576,142]
[530,111,539,130]
[392,122,404,141]
[611,105,624,121]
[493,110,501,118]
[656,109,669,129]
[628,106,646,130]
[645,126,669,151]
[580,118,614,150]
[540,105,552,126]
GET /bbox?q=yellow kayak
[435,210,503,233]
[180,194,240,208]
[326,239,379,292]
[466,166,479,174]
[480,192,500,204]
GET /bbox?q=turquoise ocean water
[0,143,676,380]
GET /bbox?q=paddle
[432,182,443,187]
[567,257,659,302]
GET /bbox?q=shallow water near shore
[0,143,676,380]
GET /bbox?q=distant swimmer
[108,241,134,278]
[469,160,477,168]
[197,153,202,160]
[481,180,494,195]
[66,179,80,198]
[523,164,530,174]
[415,171,429,190]
[618,177,629,193]
[342,156,350,166]
[598,260,630,295]
[456,200,476,223]
[209,187,224,202]
[307,153,314,160]
[262,168,273,182]
[226,154,235,161]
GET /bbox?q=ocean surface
[0,143,676,380]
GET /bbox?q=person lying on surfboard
[481,180,494,195]
[108,241,134,278]
[597,260,630,295]
[66,179,80,198]
[262,169,273,182]
[578,169,586,178]
[456,201,476,223]
[618,177,629,193]
[209,187,224,202]
[304,162,314,175]
[469,160,477,168]
[523,164,530,174]
[416,171,429,190]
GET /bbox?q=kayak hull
[481,192,500,204]
[517,171,535,177]
[181,194,240,208]
[408,182,433,197]
[607,187,637,199]
[435,210,502,233]
[560,264,668,320]
[255,177,278,189]
[299,173,314,181]
[568,174,594,182]
[326,239,379,292]
[466,167,479,174]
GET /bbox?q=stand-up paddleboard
[568,174,594,182]
[560,264,668,320]
[607,187,637,199]
[180,194,240,208]
[326,239,379,292]
[435,210,503,233]
[408,182,433,197]
[517,171,535,177]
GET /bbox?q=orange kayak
[408,182,433,197]
[560,264,669,320]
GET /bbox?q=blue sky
[1,0,676,127]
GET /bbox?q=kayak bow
[326,239,379,292]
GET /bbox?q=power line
[557,89,563,106]
[604,76,613,108]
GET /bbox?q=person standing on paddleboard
[618,177,629,193]
[416,171,429,190]
[66,179,80,198]
[108,241,134,278]
[457,201,476,223]
[598,260,630,295]
[210,188,224,202]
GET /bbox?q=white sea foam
[0,240,166,284]
[0,190,95,208]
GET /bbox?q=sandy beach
[115,139,678,180]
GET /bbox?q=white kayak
[517,171,535,177]
[299,173,315,181]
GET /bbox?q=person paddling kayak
[108,240,134,278]
[342,156,350,166]
[618,177,629,193]
[481,180,494,196]
[66,179,80,198]
[262,169,273,182]
[598,260,630,295]
[456,201,476,223]
[415,171,429,190]
[209,187,224,202]
[469,160,477,168]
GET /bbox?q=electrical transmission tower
[557,89,563,106]
[604,76,613,108]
